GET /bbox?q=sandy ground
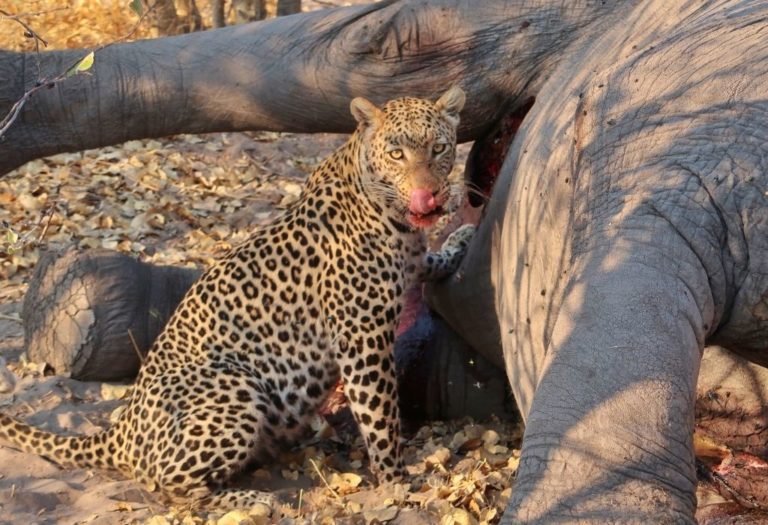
[0,319,519,525]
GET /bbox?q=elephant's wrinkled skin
[432,1,768,523]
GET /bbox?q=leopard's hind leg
[133,364,279,513]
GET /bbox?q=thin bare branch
[0,8,50,48]
[0,7,69,20]
[0,6,63,77]
[0,3,157,141]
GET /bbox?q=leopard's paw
[441,223,476,253]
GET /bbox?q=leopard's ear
[434,86,465,127]
[350,97,383,126]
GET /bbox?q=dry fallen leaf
[115,501,133,512]
[216,510,257,525]
[328,472,363,495]
[282,469,299,481]
[100,383,132,401]
[481,429,500,447]
[425,447,452,467]
[362,505,399,524]
[146,516,172,525]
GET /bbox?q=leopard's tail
[0,412,117,470]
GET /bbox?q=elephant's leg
[503,237,714,524]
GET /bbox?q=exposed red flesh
[466,97,535,207]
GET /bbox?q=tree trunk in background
[146,0,183,35]
[209,0,297,27]
[143,0,202,35]
[233,0,267,23]
[212,0,226,27]
[175,0,203,32]
[277,0,301,16]
[265,0,277,17]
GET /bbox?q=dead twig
[0,2,157,140]
[1,205,57,255]
[0,7,65,77]
[35,205,56,243]
[0,8,53,45]
[308,458,341,501]
[127,329,146,364]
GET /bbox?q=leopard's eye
[389,149,404,160]
[432,143,447,154]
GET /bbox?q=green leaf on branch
[5,229,18,246]
[3,227,19,255]
[66,51,95,78]
[129,0,143,17]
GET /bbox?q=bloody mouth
[408,207,444,228]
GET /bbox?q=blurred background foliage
[0,0,319,51]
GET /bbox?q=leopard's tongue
[409,189,437,215]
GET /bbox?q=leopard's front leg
[332,321,405,483]
[420,224,476,281]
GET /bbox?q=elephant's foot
[22,248,200,380]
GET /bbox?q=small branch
[0,6,60,80]
[308,458,341,501]
[127,329,146,364]
[0,7,59,49]
[36,205,55,243]
[0,92,38,138]
[0,3,157,141]
[0,205,57,256]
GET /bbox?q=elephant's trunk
[0,0,624,175]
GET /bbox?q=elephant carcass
[431,1,768,523]
[4,0,768,521]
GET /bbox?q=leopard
[0,87,474,513]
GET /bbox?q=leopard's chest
[143,207,426,370]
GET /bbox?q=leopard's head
[351,87,465,229]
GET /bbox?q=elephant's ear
[434,86,465,127]
[350,97,383,127]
